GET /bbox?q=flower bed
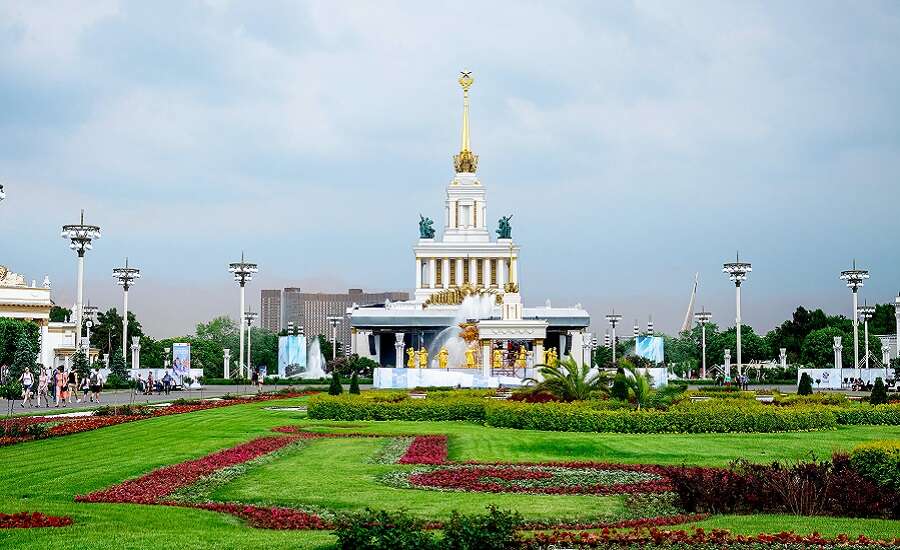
[527,527,900,548]
[0,391,318,447]
[381,463,670,495]
[399,435,448,464]
[0,511,73,529]
[187,502,328,530]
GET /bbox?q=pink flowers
[189,503,329,530]
[399,435,448,464]
[0,511,73,529]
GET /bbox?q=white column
[75,253,84,349]
[239,284,245,378]
[498,259,506,287]
[223,349,231,379]
[735,283,742,377]
[442,258,450,289]
[394,332,405,369]
[700,323,707,379]
[864,317,870,370]
[350,328,357,355]
[469,257,478,285]
[568,331,584,363]
[510,257,518,285]
[481,340,491,377]
[779,348,787,369]
[429,258,436,288]
[122,287,129,362]
[724,349,732,379]
[852,289,859,376]
[481,258,489,287]
[895,298,900,360]
[247,322,254,374]
[456,258,464,286]
[415,258,422,289]
[833,337,843,370]
[40,323,50,369]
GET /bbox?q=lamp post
[839,260,869,376]
[723,253,752,377]
[647,316,654,335]
[633,320,640,351]
[694,308,712,379]
[581,332,593,366]
[113,258,141,363]
[83,304,98,350]
[228,252,258,379]
[327,316,343,360]
[244,311,258,375]
[605,311,622,367]
[61,210,101,350]
[858,302,875,370]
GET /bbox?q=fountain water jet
[428,294,496,368]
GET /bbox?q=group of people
[714,373,751,390]
[134,370,176,395]
[17,365,104,408]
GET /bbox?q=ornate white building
[349,72,590,380]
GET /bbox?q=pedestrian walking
[18,367,35,407]
[67,368,80,404]
[162,370,173,395]
[79,374,90,402]
[36,367,50,408]
[54,366,66,407]
[89,368,103,403]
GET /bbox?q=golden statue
[406,347,416,369]
[546,347,558,368]
[516,346,527,370]
[438,347,449,369]
[418,347,429,369]
[464,347,476,368]
[492,349,502,371]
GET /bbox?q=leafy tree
[10,330,38,381]
[49,306,71,322]
[870,303,897,336]
[139,336,165,370]
[870,377,888,405]
[328,370,343,395]
[0,318,40,371]
[249,327,278,373]
[798,372,813,395]
[620,359,653,409]
[90,308,144,359]
[592,345,613,368]
[109,349,128,379]
[349,371,360,394]
[195,316,239,351]
[801,327,844,367]
[717,326,771,363]
[317,334,344,362]
[525,357,610,402]
[71,350,90,378]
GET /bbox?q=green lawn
[677,514,900,539]
[1,396,899,549]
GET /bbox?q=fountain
[428,294,496,368]
[305,336,327,379]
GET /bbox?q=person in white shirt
[19,367,35,407]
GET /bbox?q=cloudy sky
[2,1,899,339]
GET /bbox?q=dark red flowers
[399,435,448,464]
[0,511,73,529]
[187,502,329,530]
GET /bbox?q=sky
[2,1,899,339]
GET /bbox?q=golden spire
[454,70,478,173]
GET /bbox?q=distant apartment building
[260,288,409,353]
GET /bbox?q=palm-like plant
[620,358,653,409]
[525,357,610,402]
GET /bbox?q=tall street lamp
[228,252,258,379]
[581,332,593,366]
[0,183,5,201]
[723,253,752,376]
[244,311,258,375]
[694,308,712,379]
[327,316,343,360]
[83,304,98,349]
[858,302,876,370]
[61,210,101,350]
[839,260,869,375]
[113,258,141,363]
[605,311,622,367]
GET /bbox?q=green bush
[611,369,629,401]
[773,392,848,407]
[798,372,813,395]
[308,395,487,422]
[850,440,900,492]
[830,403,900,425]
[870,377,888,405]
[349,371,360,395]
[328,371,343,396]
[443,506,522,550]
[334,509,436,550]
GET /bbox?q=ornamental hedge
[307,395,837,433]
[850,440,900,492]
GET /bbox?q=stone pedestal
[833,337,843,370]
[724,349,731,379]
[394,333,405,369]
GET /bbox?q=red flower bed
[187,502,329,530]
[399,435,448,464]
[530,526,900,547]
[404,464,670,495]
[0,392,318,447]
[76,435,300,504]
[521,513,708,531]
[0,511,73,529]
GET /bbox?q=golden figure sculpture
[516,346,527,370]
[438,347,449,369]
[424,283,498,307]
[464,347,476,368]
[406,347,417,369]
[418,347,429,369]
[547,347,559,367]
[492,349,502,370]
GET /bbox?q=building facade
[260,288,409,352]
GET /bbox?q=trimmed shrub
[611,369,629,401]
[871,377,888,405]
[308,395,487,422]
[798,372,813,395]
[349,371,360,395]
[328,371,343,396]
[850,440,900,492]
[334,508,437,550]
[443,506,522,550]
[830,403,900,425]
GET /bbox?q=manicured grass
[298,419,900,466]
[676,514,900,540]
[210,436,623,522]
[2,395,899,549]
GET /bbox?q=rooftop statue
[418,215,435,239]
[497,215,513,239]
